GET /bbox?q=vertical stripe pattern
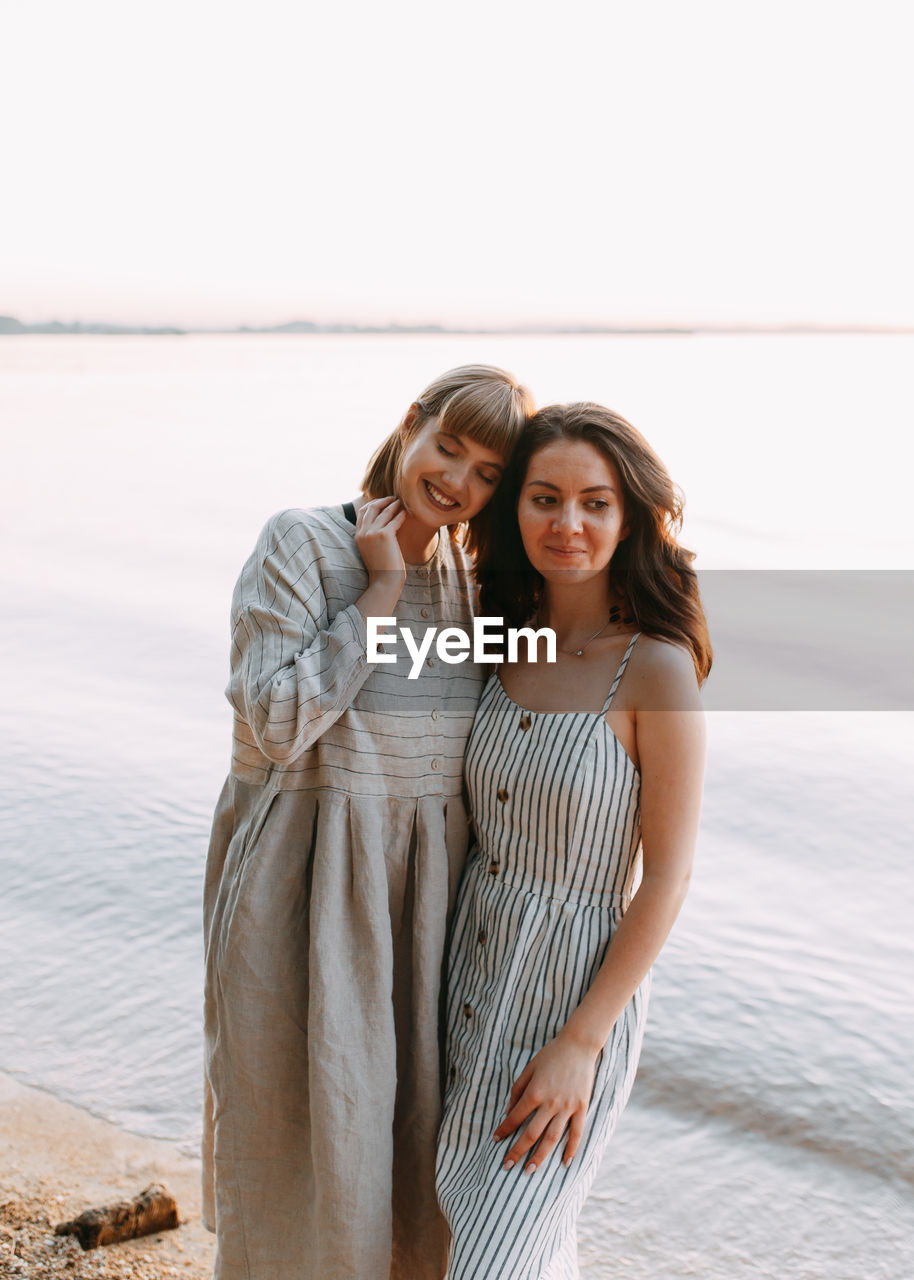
[437,635,649,1279]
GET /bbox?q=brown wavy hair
[474,402,712,682]
[362,364,534,542]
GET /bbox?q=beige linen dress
[203,505,484,1280]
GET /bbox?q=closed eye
[437,443,456,458]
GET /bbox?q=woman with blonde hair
[437,402,710,1277]
[203,365,534,1279]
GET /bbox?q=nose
[441,458,471,495]
[551,503,583,534]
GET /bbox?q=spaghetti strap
[601,632,641,714]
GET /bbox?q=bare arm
[564,646,705,1050]
[494,642,705,1172]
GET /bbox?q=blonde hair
[362,364,534,499]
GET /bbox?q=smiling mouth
[424,480,460,511]
[546,546,585,556]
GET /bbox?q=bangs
[435,382,528,463]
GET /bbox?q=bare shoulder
[625,635,702,712]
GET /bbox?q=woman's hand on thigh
[493,1033,600,1173]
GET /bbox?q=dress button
[431,758,441,771]
[520,712,532,731]
[431,708,440,721]
[421,607,430,619]
[463,1002,473,1019]
[488,860,500,877]
[497,787,509,803]
[477,928,487,945]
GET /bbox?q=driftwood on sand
[54,1184,179,1251]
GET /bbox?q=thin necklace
[551,603,635,657]
[562,617,612,657]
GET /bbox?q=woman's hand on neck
[353,494,439,568]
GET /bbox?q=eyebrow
[525,480,617,495]
[440,431,504,472]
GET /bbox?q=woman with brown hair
[203,365,533,1280]
[437,402,710,1278]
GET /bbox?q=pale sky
[2,0,912,329]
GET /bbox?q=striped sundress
[436,634,649,1280]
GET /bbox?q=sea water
[1,334,912,1277]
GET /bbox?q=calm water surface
[1,335,912,1278]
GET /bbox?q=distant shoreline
[2,315,912,338]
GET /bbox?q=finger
[355,497,381,522]
[492,1088,537,1142]
[493,1096,540,1143]
[563,1110,585,1167]
[358,498,402,527]
[506,1064,533,1111]
[503,1111,552,1170]
[492,1069,533,1141]
[374,498,404,523]
[355,496,397,523]
[521,1114,568,1175]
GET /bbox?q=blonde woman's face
[397,418,505,530]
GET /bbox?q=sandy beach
[0,1071,213,1279]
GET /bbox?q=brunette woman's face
[517,439,628,585]
[397,417,505,530]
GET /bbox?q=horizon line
[2,314,913,338]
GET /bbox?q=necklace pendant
[573,648,583,656]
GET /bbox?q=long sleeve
[226,510,372,765]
